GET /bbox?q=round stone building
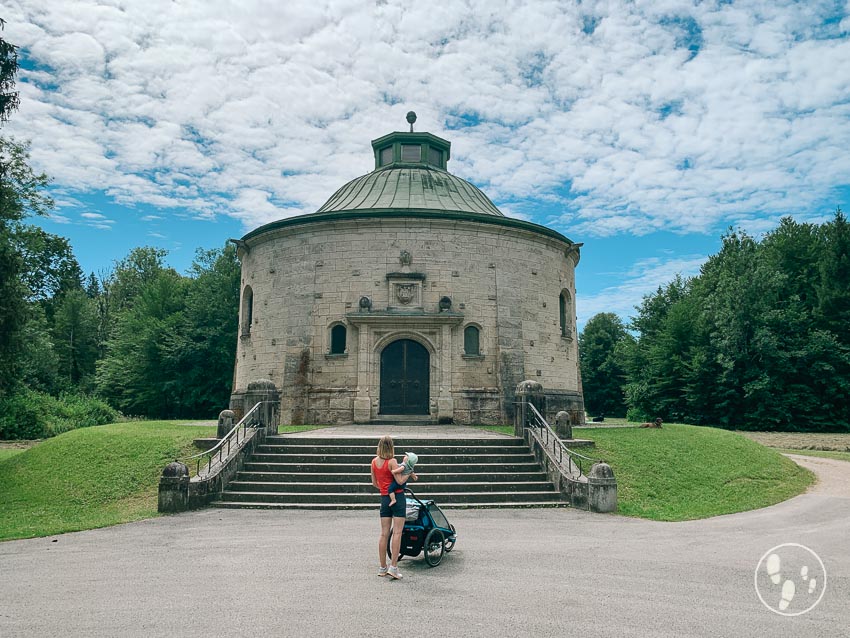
[230,118,584,426]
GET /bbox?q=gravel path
[784,453,850,497]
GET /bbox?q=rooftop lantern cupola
[371,111,451,171]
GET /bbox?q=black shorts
[379,492,406,518]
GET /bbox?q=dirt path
[784,453,850,497]
[741,431,850,450]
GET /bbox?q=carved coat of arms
[396,283,416,305]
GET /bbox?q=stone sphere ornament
[162,460,189,478]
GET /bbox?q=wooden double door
[379,339,430,415]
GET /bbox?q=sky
[3,0,850,330]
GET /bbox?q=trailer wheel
[424,529,445,567]
[444,524,456,553]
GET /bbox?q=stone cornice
[345,310,464,327]
[241,209,575,248]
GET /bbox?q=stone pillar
[354,325,371,423]
[158,461,190,513]
[243,379,280,435]
[587,462,617,513]
[217,409,235,439]
[514,380,545,437]
[555,410,572,440]
[437,324,454,423]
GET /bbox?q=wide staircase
[213,434,565,509]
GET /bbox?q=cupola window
[401,144,421,162]
[428,147,442,167]
[380,146,393,166]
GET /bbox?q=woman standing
[371,435,412,580]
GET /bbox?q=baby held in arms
[387,452,418,506]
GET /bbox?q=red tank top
[372,457,394,496]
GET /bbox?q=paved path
[0,456,847,637]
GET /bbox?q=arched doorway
[379,339,430,415]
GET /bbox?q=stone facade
[230,216,582,425]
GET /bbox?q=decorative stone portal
[379,339,430,414]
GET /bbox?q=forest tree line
[579,214,850,432]
[1,23,239,438]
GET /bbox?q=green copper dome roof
[314,124,503,217]
[316,165,504,217]
[240,116,575,247]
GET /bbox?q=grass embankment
[0,448,26,462]
[0,422,324,541]
[584,424,815,521]
[0,422,215,541]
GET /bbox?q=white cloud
[48,212,72,224]
[577,254,707,328]
[2,0,849,236]
[79,210,115,229]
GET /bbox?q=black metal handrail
[524,402,600,477]
[180,401,276,477]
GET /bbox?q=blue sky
[4,1,850,330]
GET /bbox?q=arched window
[464,325,480,356]
[241,286,254,336]
[330,324,347,354]
[559,290,572,337]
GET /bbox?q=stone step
[243,461,544,473]
[256,443,526,455]
[248,452,536,464]
[218,490,560,505]
[264,436,524,447]
[213,501,567,510]
[216,432,565,511]
[227,480,556,494]
[235,471,550,483]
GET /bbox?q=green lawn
[0,448,27,462]
[584,424,815,521]
[777,448,850,463]
[473,422,815,521]
[0,421,215,541]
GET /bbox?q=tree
[164,245,240,415]
[109,246,168,312]
[0,18,20,121]
[579,313,631,417]
[96,268,189,417]
[815,209,850,344]
[15,225,83,307]
[622,276,695,422]
[0,21,54,395]
[52,289,99,387]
